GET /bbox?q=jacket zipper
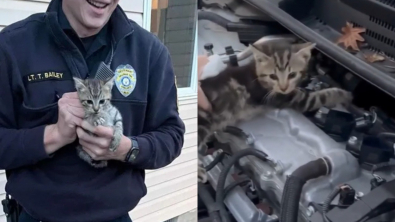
[105,29,135,68]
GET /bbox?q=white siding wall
[0,1,198,221]
[129,96,198,222]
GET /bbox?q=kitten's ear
[249,44,271,64]
[292,42,316,62]
[73,77,86,91]
[103,76,115,89]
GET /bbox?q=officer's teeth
[87,0,107,8]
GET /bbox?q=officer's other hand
[57,92,84,141]
[76,121,130,161]
[44,92,85,154]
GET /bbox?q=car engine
[201,103,395,222]
[197,1,395,222]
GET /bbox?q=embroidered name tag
[23,72,71,84]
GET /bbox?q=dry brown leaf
[364,53,385,63]
[336,22,366,51]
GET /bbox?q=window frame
[143,0,198,98]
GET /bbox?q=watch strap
[124,137,139,163]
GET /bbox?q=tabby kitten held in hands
[198,42,352,152]
[73,77,123,168]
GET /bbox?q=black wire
[223,178,251,198]
[205,152,226,171]
[371,162,395,177]
[377,132,395,139]
[217,50,242,55]
[322,185,344,222]
[375,132,395,155]
[371,106,395,130]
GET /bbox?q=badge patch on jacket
[114,64,136,97]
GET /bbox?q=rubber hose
[205,152,226,171]
[377,132,395,139]
[198,182,222,222]
[224,126,249,139]
[198,11,230,28]
[280,158,331,222]
[376,132,395,154]
[215,148,268,222]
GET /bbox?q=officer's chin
[82,18,107,31]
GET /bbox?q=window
[146,0,198,96]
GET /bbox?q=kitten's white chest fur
[85,106,120,127]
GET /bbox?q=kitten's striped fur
[198,42,352,181]
[73,77,123,168]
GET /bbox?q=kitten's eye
[86,100,93,105]
[99,100,105,104]
[269,74,278,80]
[288,72,297,79]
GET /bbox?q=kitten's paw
[109,144,118,152]
[77,146,93,163]
[109,127,122,152]
[91,160,108,168]
[323,88,353,108]
[109,139,120,152]
[94,118,106,126]
[77,146,107,168]
[336,88,353,106]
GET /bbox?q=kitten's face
[73,77,114,115]
[250,42,315,94]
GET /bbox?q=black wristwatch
[124,137,140,163]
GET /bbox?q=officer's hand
[76,121,130,161]
[44,92,85,154]
[56,92,85,144]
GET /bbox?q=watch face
[129,149,139,162]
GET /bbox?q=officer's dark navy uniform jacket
[0,0,185,221]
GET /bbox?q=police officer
[0,0,185,221]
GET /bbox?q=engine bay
[197,1,395,222]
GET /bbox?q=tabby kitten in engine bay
[73,77,123,168]
[197,42,352,174]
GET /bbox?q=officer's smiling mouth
[86,0,109,9]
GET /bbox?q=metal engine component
[201,155,270,222]
[202,109,395,222]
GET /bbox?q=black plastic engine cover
[313,0,395,58]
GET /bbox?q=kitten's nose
[280,87,287,92]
